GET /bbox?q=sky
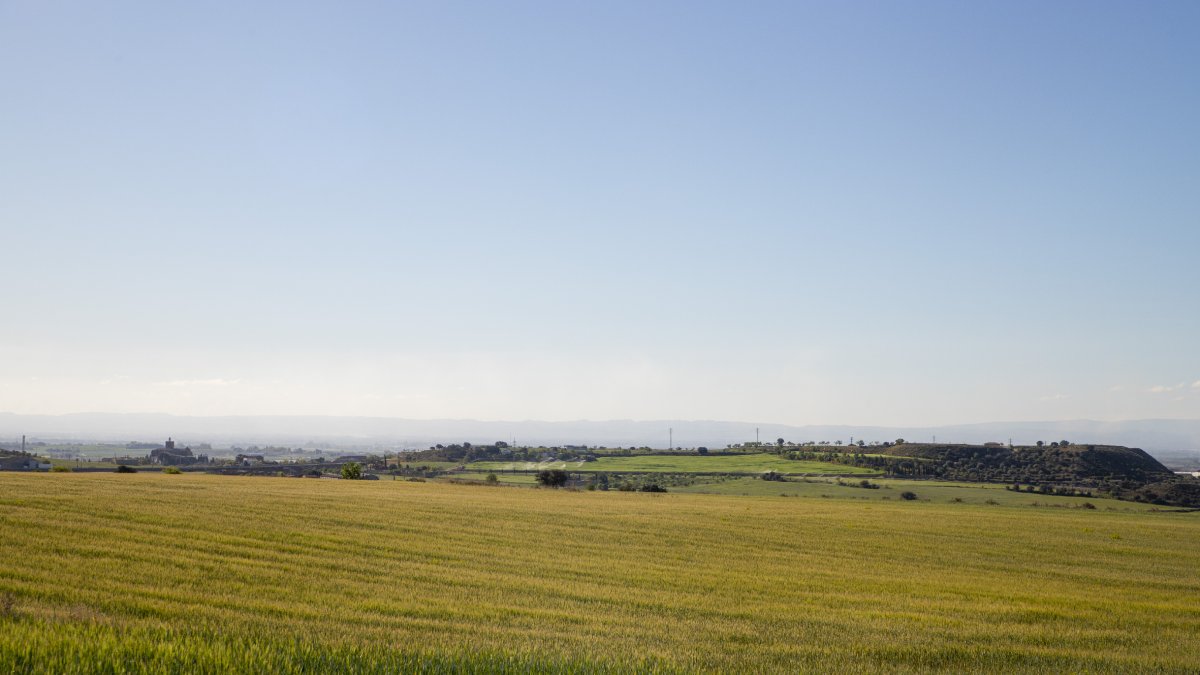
[1,1,1198,426]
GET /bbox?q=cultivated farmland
[469,452,877,475]
[1,473,1198,673]
[671,476,1163,508]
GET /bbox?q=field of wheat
[1,472,1198,673]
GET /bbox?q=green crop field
[444,471,539,485]
[1,473,1198,673]
[469,452,878,475]
[394,460,463,469]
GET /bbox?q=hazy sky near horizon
[2,1,1198,426]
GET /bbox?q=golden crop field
[1,472,1199,673]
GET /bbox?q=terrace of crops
[2,472,1199,673]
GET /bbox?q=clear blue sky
[2,1,1197,425]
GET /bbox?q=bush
[340,462,363,480]
[485,473,498,483]
[50,465,71,473]
[116,465,137,473]
[163,466,182,475]
[900,491,918,501]
[535,470,570,487]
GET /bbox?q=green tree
[340,462,362,480]
[535,469,569,487]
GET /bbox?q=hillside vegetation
[878,443,1170,479]
[789,442,1198,506]
[2,473,1199,673]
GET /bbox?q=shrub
[536,470,570,487]
[163,466,182,475]
[340,462,363,480]
[50,465,71,473]
[900,491,918,501]
[116,465,137,473]
[485,473,498,483]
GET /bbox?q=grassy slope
[0,473,1197,673]
[470,452,878,475]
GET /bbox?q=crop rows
[1,473,1198,672]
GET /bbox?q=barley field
[1,473,1198,673]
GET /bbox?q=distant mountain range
[1,412,1198,461]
